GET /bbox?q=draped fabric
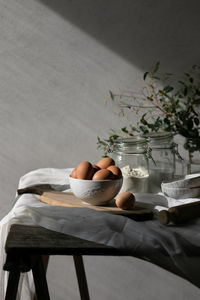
[0,168,200,299]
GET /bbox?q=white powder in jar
[120,165,149,193]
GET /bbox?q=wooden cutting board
[40,191,153,221]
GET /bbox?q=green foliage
[97,63,200,155]
[97,133,119,156]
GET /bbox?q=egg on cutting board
[115,192,135,210]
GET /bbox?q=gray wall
[1,0,200,299]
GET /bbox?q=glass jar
[111,137,149,193]
[145,132,176,193]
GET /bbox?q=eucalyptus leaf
[194,118,199,126]
[152,61,160,74]
[109,91,114,100]
[184,87,188,96]
[193,99,200,104]
[143,72,149,80]
[163,85,174,93]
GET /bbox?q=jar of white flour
[111,137,149,193]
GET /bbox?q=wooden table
[3,224,127,300]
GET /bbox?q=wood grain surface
[40,191,153,220]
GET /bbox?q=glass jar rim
[114,136,147,147]
[112,137,148,154]
[143,131,173,141]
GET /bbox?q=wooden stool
[3,224,126,300]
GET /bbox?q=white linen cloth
[0,168,200,299]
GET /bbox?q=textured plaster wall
[0,0,200,299]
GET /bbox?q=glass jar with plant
[97,63,200,174]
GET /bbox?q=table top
[5,224,127,256]
[6,167,200,289]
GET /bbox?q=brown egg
[92,169,113,181]
[107,165,122,179]
[96,157,115,169]
[70,168,77,178]
[115,192,135,210]
[76,161,93,180]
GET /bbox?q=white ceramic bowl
[161,173,200,189]
[161,173,200,199]
[69,176,123,205]
[161,185,200,199]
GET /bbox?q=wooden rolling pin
[157,201,200,225]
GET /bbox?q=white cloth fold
[0,168,200,299]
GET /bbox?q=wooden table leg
[42,255,49,272]
[5,268,21,300]
[4,254,50,300]
[34,255,50,300]
[32,256,50,300]
[73,255,90,300]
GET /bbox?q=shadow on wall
[37,0,200,73]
